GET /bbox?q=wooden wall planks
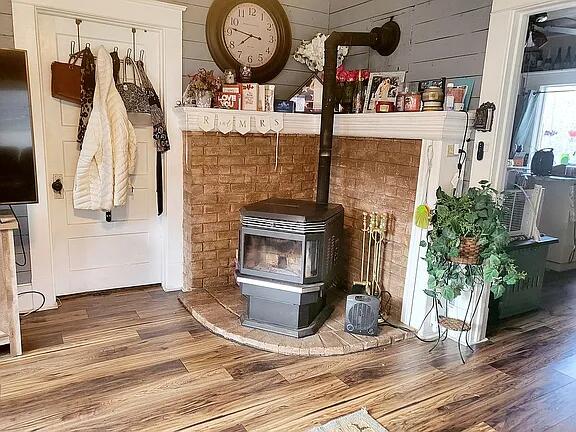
[330,0,493,110]
[163,0,330,99]
[0,0,13,49]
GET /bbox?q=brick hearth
[183,132,421,320]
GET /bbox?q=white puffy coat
[73,45,136,211]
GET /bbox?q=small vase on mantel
[194,89,213,108]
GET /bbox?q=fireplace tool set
[354,211,390,298]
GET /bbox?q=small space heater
[344,294,380,336]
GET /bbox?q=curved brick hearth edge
[178,287,413,356]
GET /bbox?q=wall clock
[206,0,292,83]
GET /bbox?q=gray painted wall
[330,0,493,110]
[0,0,13,49]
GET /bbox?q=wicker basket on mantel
[450,236,481,265]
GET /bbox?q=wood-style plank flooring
[2,275,576,431]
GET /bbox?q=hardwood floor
[1,280,576,431]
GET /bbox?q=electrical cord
[377,290,438,343]
[18,290,46,317]
[7,206,46,316]
[8,205,27,267]
[570,221,576,263]
[456,110,471,189]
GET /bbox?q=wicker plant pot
[450,236,481,265]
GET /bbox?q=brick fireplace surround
[183,132,421,320]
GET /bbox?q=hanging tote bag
[51,51,83,104]
[116,56,151,114]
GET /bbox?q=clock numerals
[237,7,257,17]
[223,3,279,68]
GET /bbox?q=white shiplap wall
[163,0,330,98]
[330,0,493,110]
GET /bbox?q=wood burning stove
[237,198,344,337]
[236,23,399,338]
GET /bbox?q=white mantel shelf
[175,107,469,143]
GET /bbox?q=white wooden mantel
[177,107,487,344]
[175,107,468,142]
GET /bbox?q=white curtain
[510,91,542,157]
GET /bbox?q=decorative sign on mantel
[197,111,284,135]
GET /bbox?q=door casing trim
[12,0,185,309]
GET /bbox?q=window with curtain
[534,84,576,165]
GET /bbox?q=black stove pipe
[316,20,401,204]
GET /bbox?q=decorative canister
[224,69,236,84]
[239,65,252,83]
[422,85,444,111]
[404,91,421,112]
[395,87,407,112]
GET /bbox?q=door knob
[52,178,63,193]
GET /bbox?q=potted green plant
[420,181,525,301]
[184,68,222,108]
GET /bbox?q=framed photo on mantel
[364,71,406,113]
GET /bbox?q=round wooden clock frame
[206,0,292,83]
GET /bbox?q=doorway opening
[488,6,576,333]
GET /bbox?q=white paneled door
[38,14,162,296]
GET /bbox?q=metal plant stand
[428,265,485,364]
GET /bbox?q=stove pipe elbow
[316,20,401,204]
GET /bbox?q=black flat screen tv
[0,49,38,205]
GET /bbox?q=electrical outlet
[447,144,456,157]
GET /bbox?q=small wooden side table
[0,219,22,356]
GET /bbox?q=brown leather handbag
[51,52,82,104]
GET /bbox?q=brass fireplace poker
[358,211,390,297]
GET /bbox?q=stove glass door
[242,230,304,282]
